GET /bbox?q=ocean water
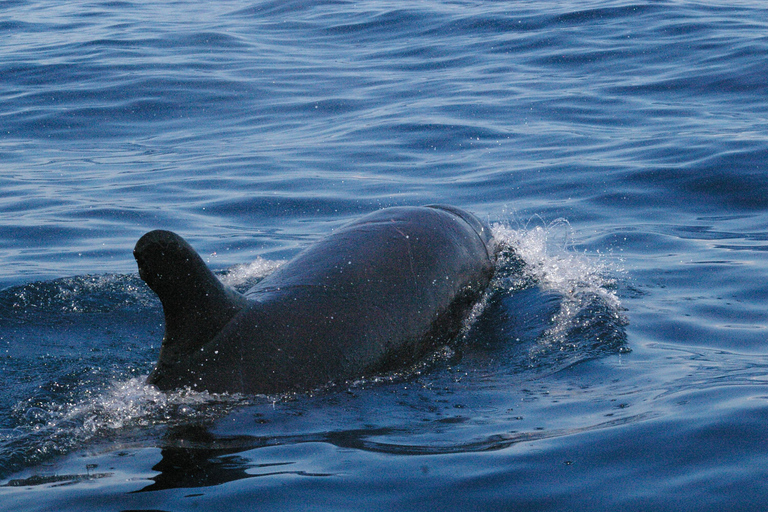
[1,0,768,510]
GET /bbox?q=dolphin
[134,205,496,394]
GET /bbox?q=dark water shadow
[132,407,649,493]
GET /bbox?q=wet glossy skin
[134,205,496,394]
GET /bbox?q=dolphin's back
[141,206,496,394]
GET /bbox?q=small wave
[486,220,628,368]
[0,377,249,480]
[0,274,155,320]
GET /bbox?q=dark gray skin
[134,205,497,395]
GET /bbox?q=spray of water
[218,257,286,289]
[0,376,251,479]
[491,219,626,355]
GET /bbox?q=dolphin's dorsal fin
[134,230,248,376]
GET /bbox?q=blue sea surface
[2,0,768,510]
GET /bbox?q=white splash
[219,257,285,288]
[491,219,625,350]
[8,377,249,467]
[492,219,621,309]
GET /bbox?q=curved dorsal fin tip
[135,229,248,369]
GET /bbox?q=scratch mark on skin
[394,226,418,284]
